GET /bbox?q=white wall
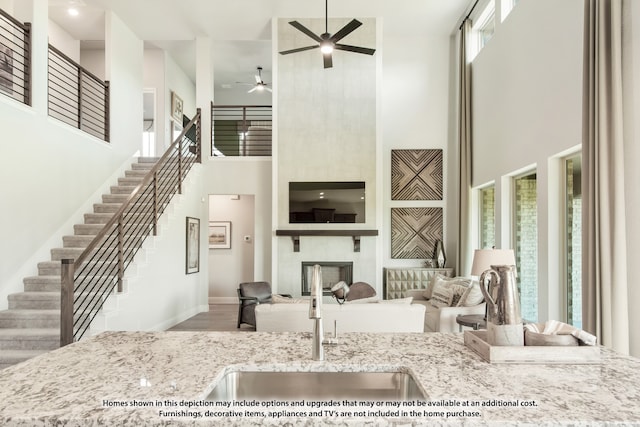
[0,3,142,310]
[92,167,208,332]
[106,11,143,152]
[143,49,166,151]
[382,34,455,271]
[81,48,106,81]
[165,52,196,146]
[622,0,640,358]
[208,195,255,302]
[48,19,79,62]
[471,0,584,322]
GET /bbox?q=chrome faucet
[309,264,324,361]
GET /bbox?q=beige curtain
[582,0,629,354]
[457,19,473,277]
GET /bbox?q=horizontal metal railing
[0,8,31,105]
[60,109,201,345]
[48,44,109,141]
[211,103,272,157]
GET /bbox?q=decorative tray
[463,330,600,364]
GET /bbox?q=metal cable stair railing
[59,109,202,346]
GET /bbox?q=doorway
[208,194,255,303]
[142,89,156,157]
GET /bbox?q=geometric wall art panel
[391,207,443,259]
[391,149,443,200]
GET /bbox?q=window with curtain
[565,153,582,328]
[514,172,537,322]
[479,185,496,249]
[469,0,496,61]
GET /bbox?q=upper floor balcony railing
[48,45,109,141]
[0,8,31,105]
[211,103,271,157]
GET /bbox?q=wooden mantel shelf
[275,229,379,252]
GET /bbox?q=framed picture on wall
[185,217,200,274]
[209,221,231,249]
[171,91,183,122]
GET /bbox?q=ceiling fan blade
[289,21,323,42]
[265,87,273,93]
[323,53,333,69]
[255,75,261,84]
[248,87,258,93]
[279,45,319,55]
[330,19,363,43]
[335,43,376,55]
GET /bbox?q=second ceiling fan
[279,0,376,69]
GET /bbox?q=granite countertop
[0,331,639,426]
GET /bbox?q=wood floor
[167,304,255,332]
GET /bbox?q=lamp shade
[470,249,516,276]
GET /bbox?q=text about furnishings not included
[102,398,538,419]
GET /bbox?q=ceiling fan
[279,0,376,69]
[237,67,272,93]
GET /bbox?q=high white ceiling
[48,0,472,98]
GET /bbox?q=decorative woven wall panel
[384,268,454,299]
[391,207,443,259]
[391,149,443,200]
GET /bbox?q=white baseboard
[209,297,238,305]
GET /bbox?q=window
[501,0,520,22]
[565,154,582,328]
[475,1,496,51]
[469,0,496,61]
[514,172,537,322]
[479,185,496,249]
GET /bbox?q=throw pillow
[461,281,485,307]
[429,284,452,307]
[449,283,471,307]
[423,273,446,299]
[345,282,376,301]
[429,276,473,308]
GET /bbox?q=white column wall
[196,36,213,154]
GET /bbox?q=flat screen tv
[289,182,365,224]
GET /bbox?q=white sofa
[406,289,486,333]
[254,301,426,333]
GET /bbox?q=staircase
[0,157,159,370]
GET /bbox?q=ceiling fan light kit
[279,0,375,69]
[241,66,272,93]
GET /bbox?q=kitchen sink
[205,370,426,401]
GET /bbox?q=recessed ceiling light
[68,7,79,16]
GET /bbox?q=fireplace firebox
[301,262,353,296]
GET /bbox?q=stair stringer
[87,165,208,337]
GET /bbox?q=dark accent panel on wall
[391,207,443,259]
[391,149,443,200]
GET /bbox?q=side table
[456,314,487,332]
